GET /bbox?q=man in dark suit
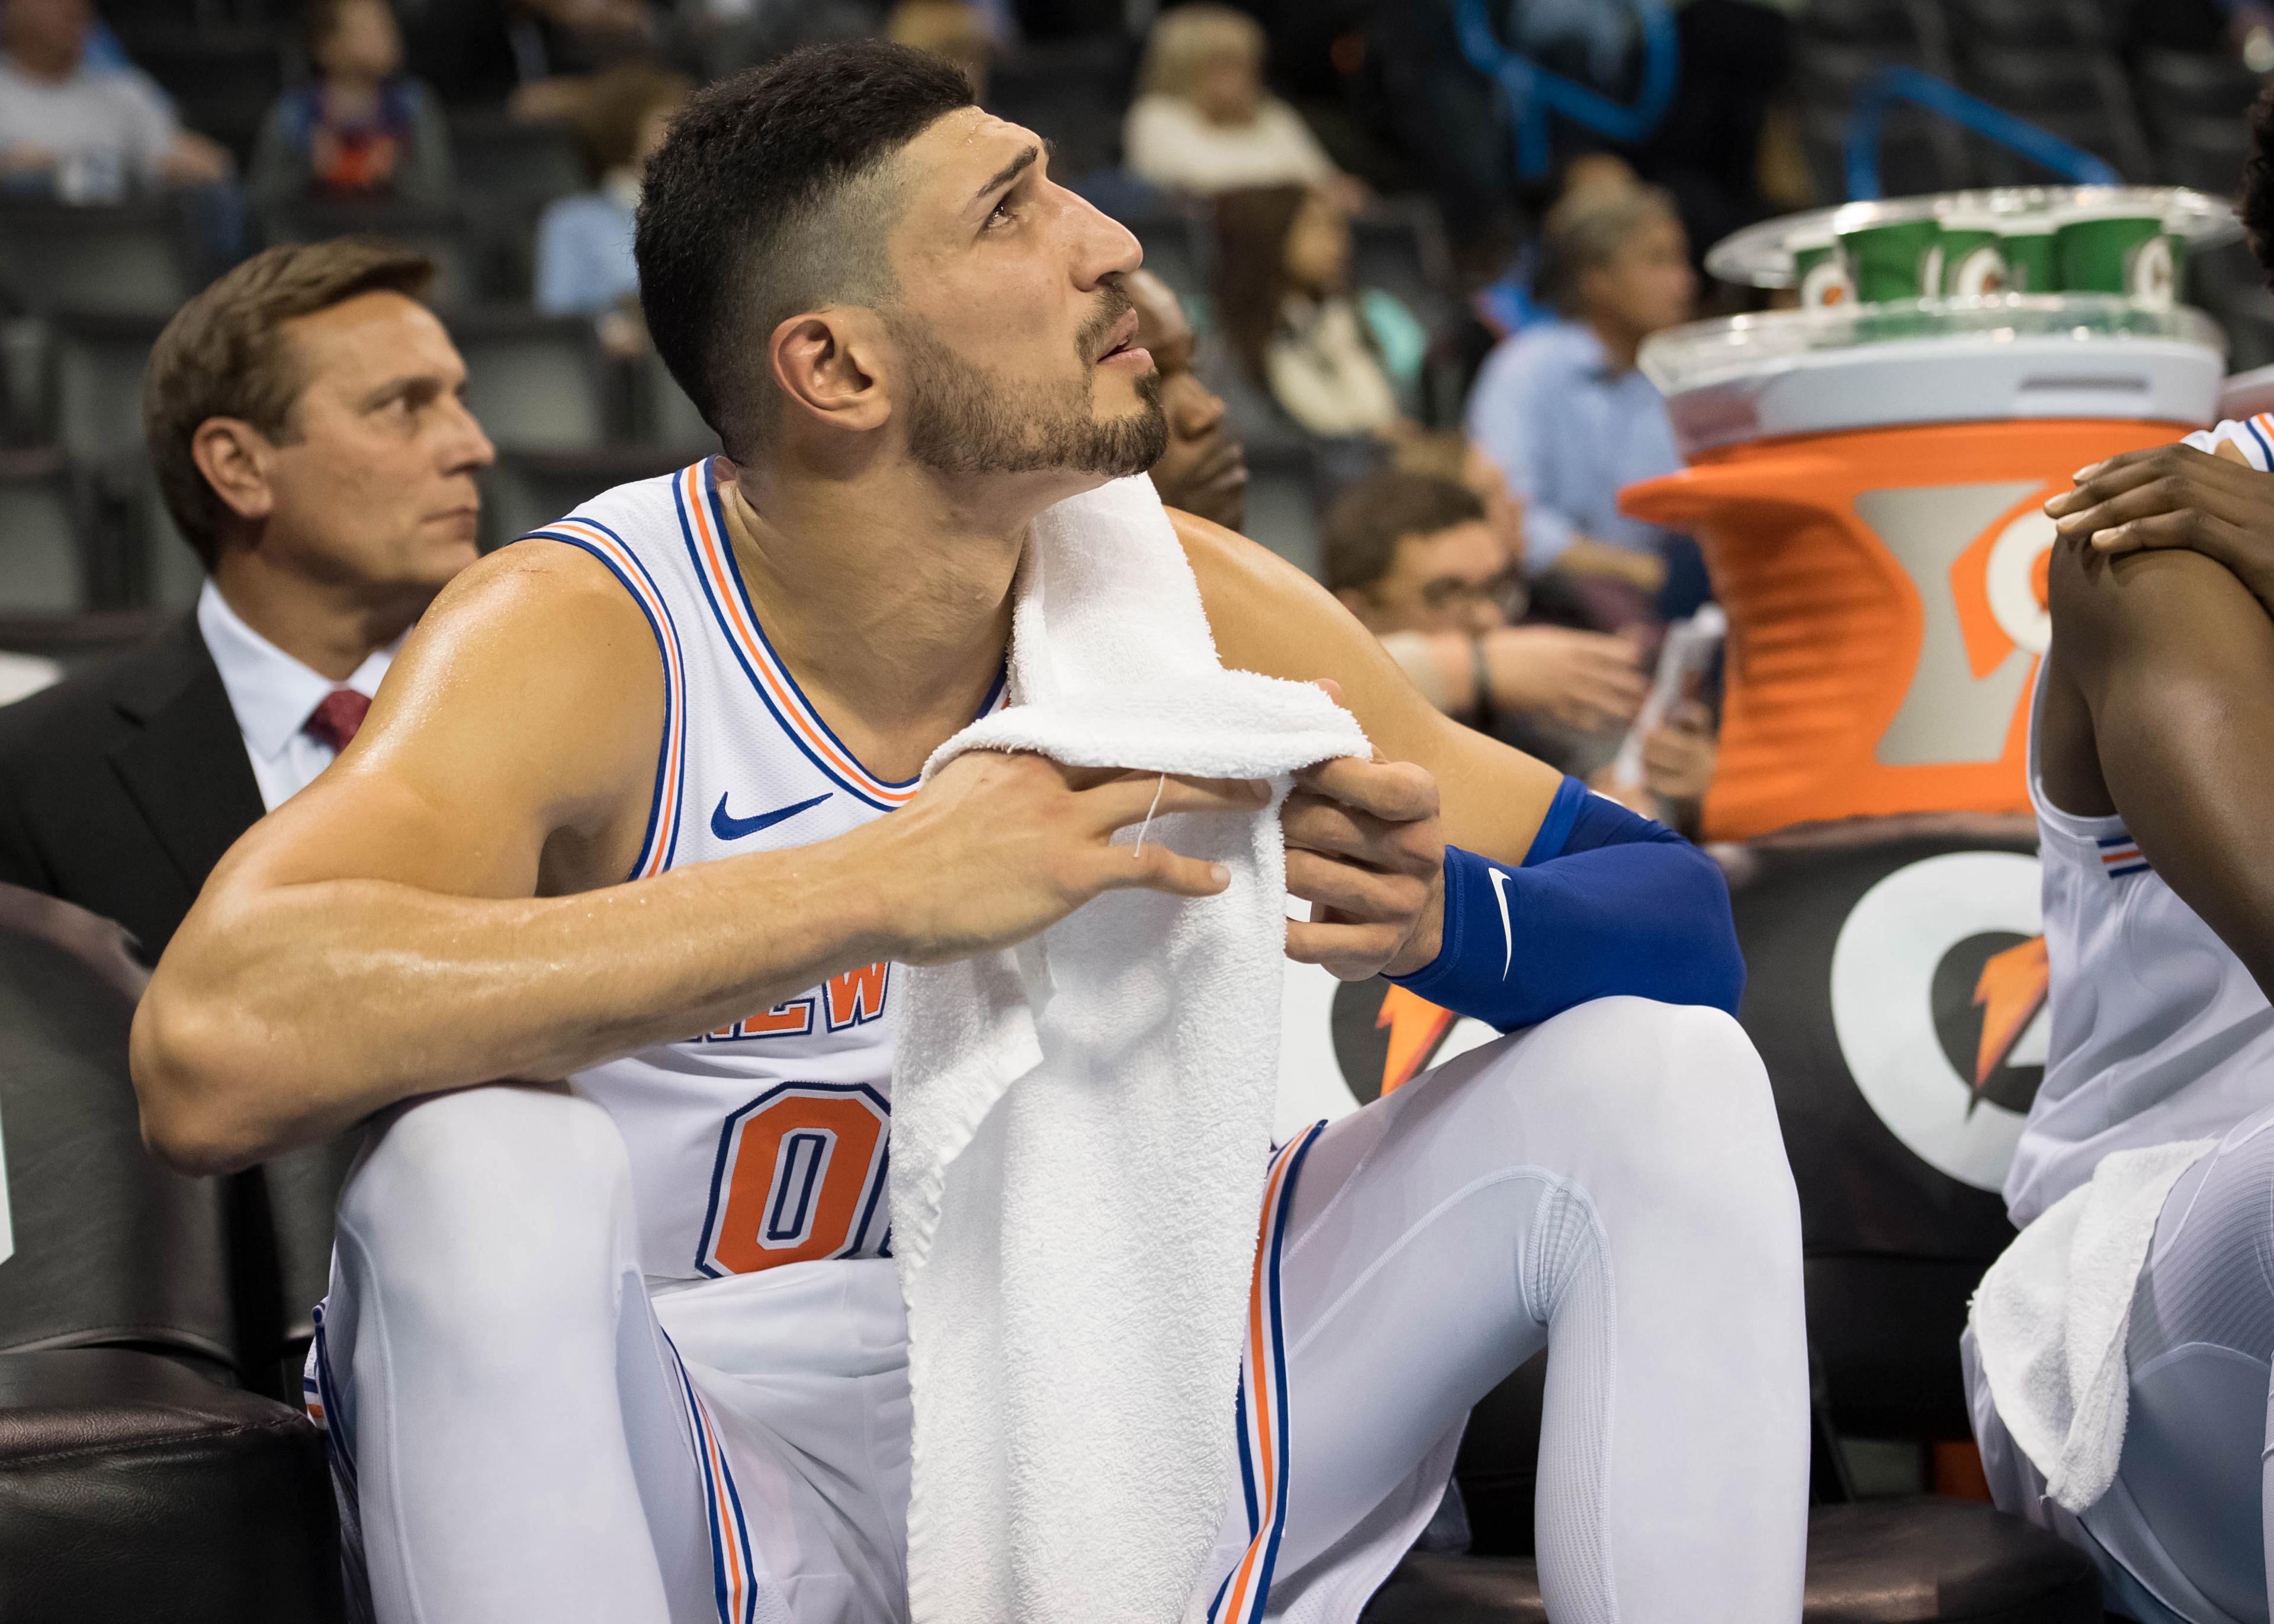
[0,239,496,1397]
[0,237,496,962]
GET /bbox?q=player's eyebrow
[971,144,1039,210]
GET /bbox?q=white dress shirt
[196,580,397,813]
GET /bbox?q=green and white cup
[1836,210,1942,303]
[1997,217,2056,293]
[1790,230,1853,308]
[1937,211,2010,297]
[2054,203,2178,305]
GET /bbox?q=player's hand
[1283,732,1445,982]
[2047,442,2274,615]
[875,750,1270,966]
[1482,625,1648,731]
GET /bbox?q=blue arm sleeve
[1386,776,1745,1029]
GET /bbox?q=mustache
[1075,280,1136,363]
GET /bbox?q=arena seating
[0,884,353,1621]
[446,310,614,452]
[0,451,93,615]
[0,199,199,317]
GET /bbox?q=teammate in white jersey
[131,43,1805,1624]
[1960,388,2274,1623]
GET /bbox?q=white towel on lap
[889,475,1368,1624]
[1970,1138,2217,1513]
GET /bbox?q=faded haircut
[634,41,977,460]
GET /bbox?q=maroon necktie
[303,689,371,753]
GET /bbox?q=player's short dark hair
[145,238,435,570]
[1324,471,1487,596]
[2244,83,2274,283]
[635,41,976,460]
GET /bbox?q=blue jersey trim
[2243,416,2274,468]
[679,462,1011,811]
[528,519,688,880]
[675,472,904,812]
[700,462,925,797]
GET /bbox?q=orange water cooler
[1620,295,2227,842]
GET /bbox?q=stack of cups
[1794,193,2182,308]
[2050,199,2180,307]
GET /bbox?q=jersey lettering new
[532,460,1002,1281]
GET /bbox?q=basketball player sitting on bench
[1959,105,2274,1615]
[131,44,1806,1624]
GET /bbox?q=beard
[886,285,1169,480]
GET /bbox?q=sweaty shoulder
[1172,508,1562,848]
[332,539,666,866]
[1174,507,1387,692]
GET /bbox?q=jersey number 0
[695,1082,891,1276]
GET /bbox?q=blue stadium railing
[1451,0,1679,182]
[1842,65,2121,200]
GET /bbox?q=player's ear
[769,307,891,435]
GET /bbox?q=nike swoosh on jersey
[711,790,833,842]
[1487,866,1514,980]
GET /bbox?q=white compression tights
[318,997,1808,1624]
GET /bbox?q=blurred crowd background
[0,0,2269,825]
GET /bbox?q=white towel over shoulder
[1970,1138,2215,1513]
[889,474,1368,1624]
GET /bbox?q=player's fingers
[1091,842,1233,899]
[1284,915,1407,979]
[1286,848,1430,922]
[2087,509,2249,558]
[2053,454,2269,533]
[1285,792,1441,877]
[1291,754,1438,824]
[2048,445,2233,513]
[1079,772,1270,830]
[1280,793,1377,857]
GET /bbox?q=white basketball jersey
[2005,502,2274,1226]
[529,459,1002,1282]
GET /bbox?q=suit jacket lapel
[107,616,266,893]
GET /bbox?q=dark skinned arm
[2043,530,2274,999]
[2045,438,2274,616]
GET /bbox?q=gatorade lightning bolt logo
[1830,850,2047,1191]
[1324,980,1472,1105]
[1968,935,2050,1113]
[1374,985,1457,1097]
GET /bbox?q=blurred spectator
[1324,469,1648,753]
[1213,184,1426,440]
[886,0,993,101]
[1126,266,1245,530]
[1389,427,1524,565]
[0,0,231,201]
[0,240,494,959]
[250,0,453,217]
[405,0,667,116]
[536,63,688,353]
[1124,5,1360,205]
[1465,182,1695,605]
[1593,696,1717,839]
[675,0,882,84]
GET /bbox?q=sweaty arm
[134,545,1260,1174]
[1178,513,1743,1027]
[2039,533,2274,1000]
